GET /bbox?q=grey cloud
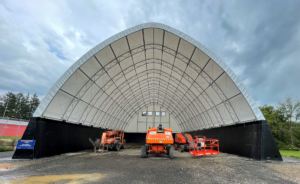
[0,0,299,107]
[123,0,300,105]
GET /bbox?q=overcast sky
[0,0,299,106]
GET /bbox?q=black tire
[179,145,184,152]
[141,145,147,158]
[121,139,126,149]
[115,143,120,151]
[185,144,189,151]
[169,146,174,159]
[174,144,177,150]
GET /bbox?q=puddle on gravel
[1,173,107,184]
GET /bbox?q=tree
[293,125,300,148]
[5,92,17,118]
[0,95,4,117]
[19,93,30,120]
[29,93,40,117]
[23,93,31,119]
[278,96,300,145]
[15,93,24,119]
[260,105,289,146]
[0,92,40,120]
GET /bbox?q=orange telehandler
[89,130,126,152]
[141,124,174,158]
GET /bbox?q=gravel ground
[0,151,14,159]
[0,144,299,184]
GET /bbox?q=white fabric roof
[33,22,264,132]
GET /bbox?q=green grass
[280,150,300,158]
[0,136,21,140]
[0,146,13,152]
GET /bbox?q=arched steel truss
[33,22,264,132]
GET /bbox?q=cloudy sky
[0,0,299,106]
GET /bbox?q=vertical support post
[146,107,148,130]
[152,103,155,127]
[2,100,9,118]
[144,108,146,131]
[169,112,171,129]
[159,106,161,126]
[16,121,21,137]
[1,118,8,137]
[137,110,139,132]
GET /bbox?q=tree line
[0,92,40,120]
[260,96,300,149]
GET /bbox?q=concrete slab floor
[0,147,299,184]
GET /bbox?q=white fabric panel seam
[33,22,264,121]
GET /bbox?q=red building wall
[0,124,27,137]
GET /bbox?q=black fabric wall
[125,133,176,143]
[13,117,108,159]
[189,120,282,161]
[13,118,282,161]
[125,133,146,143]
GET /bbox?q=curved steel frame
[33,22,264,132]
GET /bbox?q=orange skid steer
[89,130,126,152]
[141,124,174,159]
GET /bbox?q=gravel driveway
[0,146,299,184]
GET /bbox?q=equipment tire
[174,144,177,150]
[179,145,184,152]
[141,145,147,158]
[185,144,189,151]
[169,146,174,159]
[121,139,126,149]
[115,144,120,151]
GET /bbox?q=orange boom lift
[89,130,126,152]
[188,135,219,157]
[141,124,174,158]
[174,133,193,152]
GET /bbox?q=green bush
[0,146,13,152]
[275,140,284,149]
[280,144,298,150]
[275,139,297,149]
[260,104,300,150]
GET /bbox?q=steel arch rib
[33,22,265,129]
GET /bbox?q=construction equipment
[174,133,193,152]
[188,135,219,156]
[141,124,174,158]
[89,130,126,152]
